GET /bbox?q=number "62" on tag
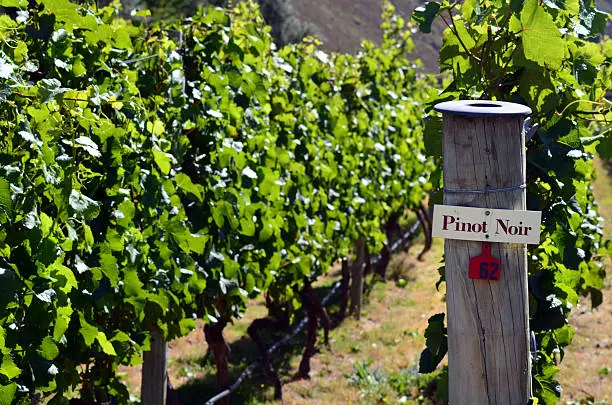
[468,242,501,281]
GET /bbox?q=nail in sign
[469,242,501,280]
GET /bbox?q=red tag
[468,242,501,280]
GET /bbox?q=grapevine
[0,0,434,402]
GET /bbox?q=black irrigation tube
[204,221,421,405]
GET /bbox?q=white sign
[432,204,541,244]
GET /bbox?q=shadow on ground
[175,280,348,405]
[175,231,424,405]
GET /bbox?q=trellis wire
[204,220,422,405]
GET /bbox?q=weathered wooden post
[432,100,535,405]
[349,237,365,319]
[141,328,168,405]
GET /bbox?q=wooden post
[141,328,168,405]
[349,237,365,319]
[435,100,532,405]
[339,259,350,318]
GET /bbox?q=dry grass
[276,243,446,405]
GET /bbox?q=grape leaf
[0,177,12,220]
[595,134,612,159]
[79,314,98,346]
[0,355,20,379]
[520,0,566,69]
[69,190,100,220]
[96,332,117,356]
[37,336,59,360]
[38,78,68,102]
[153,148,172,175]
[0,383,16,405]
[413,2,441,33]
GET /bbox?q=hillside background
[137,0,611,73]
[291,0,612,72]
[291,0,444,72]
[292,0,443,72]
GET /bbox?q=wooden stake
[141,328,168,405]
[349,237,365,319]
[435,100,532,405]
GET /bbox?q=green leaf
[0,177,12,219]
[413,2,441,33]
[79,313,98,346]
[186,233,207,254]
[42,0,97,30]
[38,79,68,103]
[166,219,208,254]
[51,262,78,293]
[96,331,117,356]
[419,313,447,373]
[147,292,169,315]
[92,120,126,144]
[113,29,133,50]
[519,0,566,69]
[69,190,100,220]
[555,325,574,346]
[244,273,255,293]
[72,58,86,77]
[258,220,274,242]
[116,199,135,227]
[175,173,204,202]
[424,115,443,156]
[53,305,72,341]
[84,224,94,247]
[595,134,612,159]
[0,383,17,405]
[147,120,165,136]
[240,217,256,236]
[133,9,151,17]
[38,336,59,360]
[224,259,240,279]
[567,211,582,231]
[0,0,27,7]
[75,136,101,158]
[106,229,124,251]
[179,318,196,335]
[110,331,131,343]
[0,355,20,379]
[40,212,52,236]
[123,269,145,298]
[534,370,561,404]
[153,148,172,175]
[99,251,119,287]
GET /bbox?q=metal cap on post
[434,100,532,405]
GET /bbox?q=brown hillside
[293,0,612,73]
[292,0,444,72]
